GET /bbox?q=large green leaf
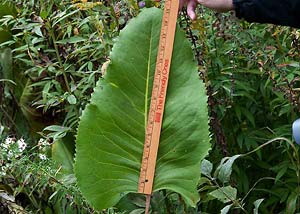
[75,8,210,210]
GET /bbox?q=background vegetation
[0,0,299,213]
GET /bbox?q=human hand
[179,0,234,20]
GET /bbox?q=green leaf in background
[221,204,233,214]
[75,8,210,210]
[0,2,16,18]
[253,198,264,214]
[67,94,77,105]
[209,186,237,203]
[286,191,298,214]
[56,36,86,44]
[214,155,242,183]
[0,2,16,43]
[44,125,72,141]
[201,159,213,178]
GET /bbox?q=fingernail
[188,12,196,20]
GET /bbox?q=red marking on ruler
[155,113,161,123]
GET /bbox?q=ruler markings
[138,0,179,195]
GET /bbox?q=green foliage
[0,0,134,140]
[0,137,96,213]
[187,9,300,213]
[198,137,299,213]
[0,1,16,43]
[75,8,210,210]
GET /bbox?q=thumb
[187,0,197,20]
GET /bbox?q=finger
[187,0,197,20]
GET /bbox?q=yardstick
[138,0,179,195]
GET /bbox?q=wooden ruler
[138,0,179,195]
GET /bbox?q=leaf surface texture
[75,8,210,210]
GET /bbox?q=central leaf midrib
[145,21,155,130]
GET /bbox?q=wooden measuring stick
[138,0,179,195]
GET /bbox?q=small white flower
[0,170,6,177]
[16,138,27,152]
[2,143,9,149]
[7,150,14,158]
[38,138,50,147]
[38,154,47,160]
[0,166,7,176]
[38,138,45,144]
[3,137,15,149]
[5,137,14,145]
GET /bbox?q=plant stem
[49,24,71,93]
[47,23,82,120]
[145,194,151,214]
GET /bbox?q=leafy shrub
[188,9,300,213]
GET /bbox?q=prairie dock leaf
[75,8,210,210]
